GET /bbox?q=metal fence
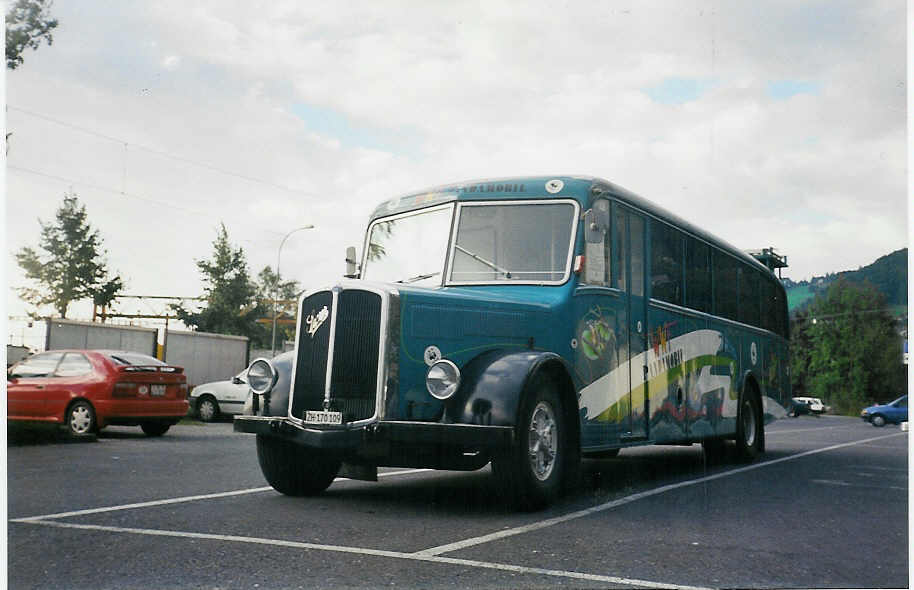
[45,319,157,356]
[164,330,250,387]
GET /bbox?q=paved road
[7,416,908,589]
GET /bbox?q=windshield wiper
[454,244,513,278]
[398,271,440,284]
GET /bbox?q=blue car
[861,395,908,427]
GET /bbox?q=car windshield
[449,202,577,284]
[362,204,453,286]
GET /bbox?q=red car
[7,349,189,437]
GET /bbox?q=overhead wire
[6,104,326,248]
[7,164,293,244]
[8,164,232,221]
[7,104,320,199]
[7,104,326,322]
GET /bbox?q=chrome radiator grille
[290,288,383,423]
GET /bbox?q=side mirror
[345,246,360,278]
[583,199,610,243]
[232,376,244,385]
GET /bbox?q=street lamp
[272,224,314,356]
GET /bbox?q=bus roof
[369,175,774,276]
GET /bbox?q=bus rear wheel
[701,438,727,463]
[735,391,762,462]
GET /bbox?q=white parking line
[414,431,906,556]
[848,465,908,472]
[766,424,847,435]
[11,487,274,523]
[21,519,713,590]
[811,479,907,491]
[11,468,431,523]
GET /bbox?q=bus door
[617,205,649,440]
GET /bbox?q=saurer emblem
[305,306,329,338]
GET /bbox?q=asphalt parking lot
[7,415,909,589]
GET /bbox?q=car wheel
[871,414,886,427]
[492,374,567,510]
[67,401,96,437]
[256,435,341,496]
[735,390,763,462]
[197,396,219,422]
[140,422,171,436]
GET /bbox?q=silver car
[189,370,249,422]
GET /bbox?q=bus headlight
[426,360,461,400]
[247,358,277,395]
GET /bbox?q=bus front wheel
[492,374,567,511]
[256,435,340,496]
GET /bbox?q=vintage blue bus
[235,176,790,509]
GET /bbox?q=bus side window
[584,198,611,286]
[630,215,645,297]
[713,250,739,321]
[650,220,683,305]
[685,238,711,313]
[761,277,781,334]
[612,203,628,291]
[739,268,761,327]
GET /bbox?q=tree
[252,265,301,349]
[6,0,58,70]
[16,192,124,318]
[172,225,259,337]
[789,309,814,398]
[255,265,301,307]
[791,278,906,415]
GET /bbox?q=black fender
[737,369,761,400]
[442,349,578,428]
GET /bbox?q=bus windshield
[362,204,453,286]
[449,202,576,284]
[362,200,577,286]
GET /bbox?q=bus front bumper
[233,415,514,451]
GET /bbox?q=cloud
[5,0,906,332]
[161,55,181,70]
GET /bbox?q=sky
[4,0,909,351]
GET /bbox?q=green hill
[784,248,907,314]
[786,284,816,311]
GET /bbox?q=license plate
[151,384,166,396]
[304,410,342,425]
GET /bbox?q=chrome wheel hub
[742,400,756,447]
[528,401,557,481]
[70,406,92,434]
[200,400,215,420]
